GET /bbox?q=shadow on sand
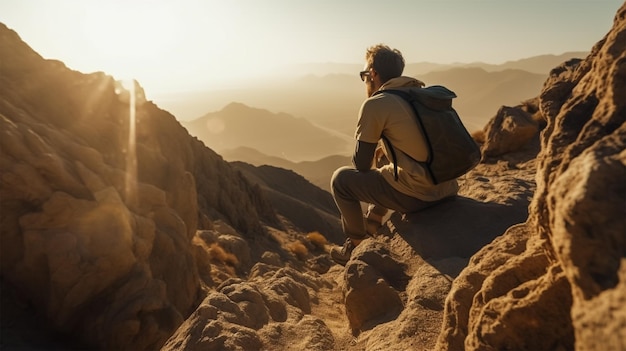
[385,196,529,262]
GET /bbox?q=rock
[482,105,539,157]
[162,264,335,350]
[342,240,407,334]
[259,251,283,267]
[161,294,263,351]
[363,257,458,350]
[0,22,279,350]
[436,4,626,350]
[265,275,312,314]
[217,234,252,270]
[307,254,333,274]
[219,281,270,329]
[257,315,335,351]
[389,196,529,261]
[549,119,626,350]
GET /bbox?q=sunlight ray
[115,79,138,207]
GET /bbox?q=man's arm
[352,140,378,171]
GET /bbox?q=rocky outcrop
[481,101,542,157]
[0,23,279,350]
[341,240,408,334]
[161,264,335,351]
[436,4,626,350]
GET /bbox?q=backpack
[374,85,481,185]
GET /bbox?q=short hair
[365,44,405,82]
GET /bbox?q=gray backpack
[375,85,481,184]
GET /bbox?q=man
[330,44,459,266]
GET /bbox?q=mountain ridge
[182,102,352,162]
[281,51,589,76]
[221,147,351,192]
[153,52,589,125]
[179,67,548,162]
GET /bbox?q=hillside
[154,51,588,132]
[0,22,338,350]
[194,66,552,171]
[229,161,343,244]
[420,68,547,130]
[221,147,351,192]
[182,102,352,162]
[171,66,556,156]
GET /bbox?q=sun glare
[72,1,240,93]
[79,3,180,77]
[112,79,138,206]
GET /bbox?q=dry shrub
[191,236,213,283]
[209,243,239,267]
[471,129,485,144]
[520,98,547,129]
[520,97,540,114]
[287,241,309,261]
[191,236,238,285]
[306,231,328,250]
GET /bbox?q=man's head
[361,44,405,96]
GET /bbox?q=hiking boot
[330,239,357,266]
[365,218,382,236]
[365,208,386,236]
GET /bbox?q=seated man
[330,44,459,265]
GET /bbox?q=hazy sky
[1,0,622,95]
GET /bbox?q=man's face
[361,64,376,97]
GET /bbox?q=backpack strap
[378,89,434,164]
[380,135,399,181]
[373,89,433,182]
[372,90,400,181]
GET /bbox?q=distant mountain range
[284,51,589,76]
[419,68,547,131]
[222,147,351,192]
[171,51,589,183]
[265,68,547,133]
[182,102,352,162]
[413,51,589,74]
[154,52,588,127]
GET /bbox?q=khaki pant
[331,166,449,240]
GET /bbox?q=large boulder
[341,240,407,334]
[436,4,626,350]
[481,105,539,157]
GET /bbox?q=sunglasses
[359,70,371,81]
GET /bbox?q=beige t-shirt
[355,77,459,201]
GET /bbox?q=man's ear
[371,70,383,87]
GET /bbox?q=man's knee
[331,166,354,195]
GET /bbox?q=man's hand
[375,144,389,168]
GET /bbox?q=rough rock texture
[0,23,279,350]
[342,240,408,334]
[482,104,540,157]
[436,4,626,350]
[162,265,335,351]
